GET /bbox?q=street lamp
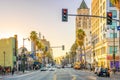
[23,38,30,48]
[22,38,30,73]
[3,51,5,68]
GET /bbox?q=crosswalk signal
[107,12,112,25]
[62,9,68,22]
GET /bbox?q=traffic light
[62,9,68,22]
[107,12,112,25]
[62,45,65,50]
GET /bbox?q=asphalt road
[1,68,120,80]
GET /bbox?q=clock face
[110,0,120,10]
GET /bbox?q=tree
[76,29,86,64]
[36,40,44,51]
[30,31,38,53]
[76,29,86,48]
[110,0,120,10]
[70,43,78,63]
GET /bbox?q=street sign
[117,26,120,30]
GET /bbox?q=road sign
[117,26,120,30]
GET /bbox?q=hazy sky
[0,0,91,57]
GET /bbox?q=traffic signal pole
[62,9,120,69]
[51,45,65,50]
[68,14,120,22]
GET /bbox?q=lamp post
[3,51,5,68]
[22,38,29,73]
[112,27,116,73]
[92,41,95,66]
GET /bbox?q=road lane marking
[54,72,57,80]
[72,75,76,80]
[87,76,96,80]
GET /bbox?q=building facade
[91,0,120,68]
[76,0,91,63]
[0,35,18,68]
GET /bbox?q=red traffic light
[63,9,67,13]
[62,9,68,22]
[108,12,112,17]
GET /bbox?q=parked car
[96,67,110,77]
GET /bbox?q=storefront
[107,55,120,68]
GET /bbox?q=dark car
[97,67,110,77]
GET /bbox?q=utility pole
[113,28,116,71]
[22,38,29,73]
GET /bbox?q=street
[1,68,120,80]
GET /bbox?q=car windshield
[101,68,107,72]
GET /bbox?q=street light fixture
[22,37,30,73]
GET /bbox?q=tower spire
[79,0,88,9]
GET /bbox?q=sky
[0,0,91,58]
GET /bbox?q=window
[110,10,117,18]
[110,33,117,38]
[103,1,105,9]
[110,22,117,29]
[109,46,117,54]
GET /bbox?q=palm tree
[76,29,86,65]
[76,29,86,48]
[36,40,45,63]
[30,31,38,53]
[110,0,120,9]
[70,43,78,63]
[36,40,44,51]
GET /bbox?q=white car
[49,67,55,71]
[40,67,48,71]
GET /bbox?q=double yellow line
[53,72,57,80]
[72,75,76,80]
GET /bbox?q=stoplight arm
[68,14,120,22]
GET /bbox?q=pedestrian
[12,67,15,75]
[2,68,5,75]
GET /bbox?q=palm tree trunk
[80,46,82,62]
[83,45,86,69]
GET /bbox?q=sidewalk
[110,71,120,78]
[0,70,34,79]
